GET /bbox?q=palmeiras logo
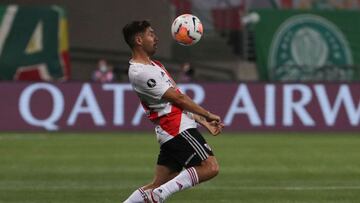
[268,14,353,81]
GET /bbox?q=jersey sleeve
[134,69,172,100]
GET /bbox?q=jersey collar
[129,59,154,66]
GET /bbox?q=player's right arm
[193,114,224,136]
[131,67,221,122]
[162,87,221,123]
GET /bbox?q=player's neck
[132,50,152,65]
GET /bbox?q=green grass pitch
[1,132,360,203]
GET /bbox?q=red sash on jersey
[139,60,183,136]
[152,60,176,84]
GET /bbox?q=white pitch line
[198,186,360,191]
[1,184,360,191]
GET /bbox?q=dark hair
[122,20,151,49]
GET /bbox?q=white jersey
[128,60,197,145]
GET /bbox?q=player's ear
[134,34,143,46]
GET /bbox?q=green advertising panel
[254,10,360,81]
[0,5,70,81]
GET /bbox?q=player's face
[141,27,158,56]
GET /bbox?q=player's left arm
[193,114,224,136]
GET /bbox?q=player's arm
[193,114,224,136]
[162,87,221,122]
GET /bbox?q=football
[171,14,203,46]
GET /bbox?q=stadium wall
[2,0,174,81]
[1,82,359,132]
[2,0,173,59]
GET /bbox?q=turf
[0,132,360,203]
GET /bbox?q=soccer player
[122,20,224,203]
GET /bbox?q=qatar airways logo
[18,83,204,131]
[224,84,360,127]
[17,83,360,131]
[19,83,133,130]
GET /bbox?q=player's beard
[146,43,157,56]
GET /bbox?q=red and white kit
[128,60,197,145]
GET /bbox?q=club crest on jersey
[147,79,156,88]
[161,71,165,77]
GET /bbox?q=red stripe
[186,169,194,186]
[150,190,158,203]
[191,168,198,185]
[138,188,145,195]
[159,105,182,136]
[152,60,176,84]
[139,60,186,136]
[141,102,159,120]
[187,168,196,186]
[190,167,199,185]
[138,188,148,202]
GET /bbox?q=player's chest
[151,66,176,87]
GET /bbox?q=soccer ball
[171,14,203,46]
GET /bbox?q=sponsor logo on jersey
[147,79,156,88]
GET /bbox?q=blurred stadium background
[1,0,360,202]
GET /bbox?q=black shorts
[157,128,214,172]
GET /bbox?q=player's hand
[192,113,223,136]
[206,112,221,123]
[206,121,224,136]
